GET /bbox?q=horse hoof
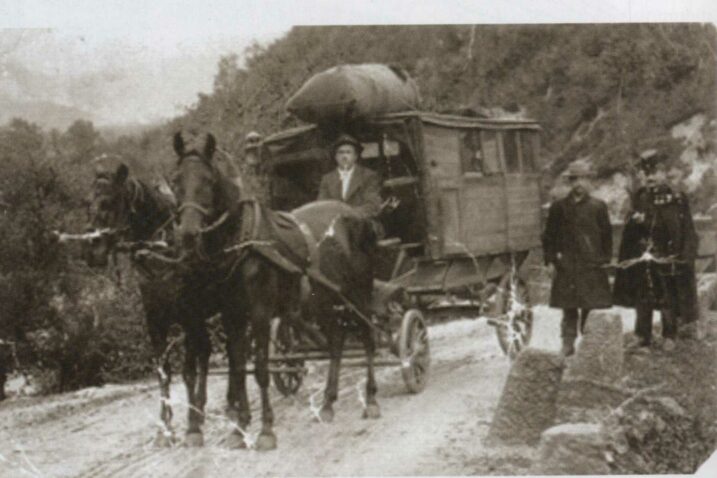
[153,431,177,448]
[226,432,248,450]
[318,406,334,423]
[185,432,204,447]
[362,403,381,420]
[255,432,277,451]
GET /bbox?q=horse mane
[121,174,175,240]
[125,176,173,214]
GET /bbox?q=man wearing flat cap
[542,159,613,356]
[614,149,699,352]
[318,133,382,218]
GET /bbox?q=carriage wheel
[398,309,430,393]
[491,274,533,360]
[269,319,304,396]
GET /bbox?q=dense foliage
[0,119,157,393]
[162,24,716,212]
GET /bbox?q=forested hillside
[2,23,716,396]
[149,24,716,213]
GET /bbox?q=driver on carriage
[318,134,382,220]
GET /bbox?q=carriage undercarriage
[213,250,535,398]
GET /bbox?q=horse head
[173,132,240,256]
[83,155,132,267]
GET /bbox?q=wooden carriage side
[405,113,543,260]
[262,112,544,290]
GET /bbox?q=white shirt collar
[338,166,355,180]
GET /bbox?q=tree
[62,119,102,164]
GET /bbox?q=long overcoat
[542,193,613,309]
[613,185,698,313]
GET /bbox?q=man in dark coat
[318,134,382,219]
[542,159,613,356]
[613,150,699,352]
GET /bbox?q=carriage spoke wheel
[398,309,430,393]
[492,274,533,360]
[270,319,304,396]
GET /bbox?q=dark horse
[172,132,381,450]
[84,154,217,447]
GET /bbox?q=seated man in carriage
[318,133,383,219]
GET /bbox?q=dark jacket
[542,192,613,309]
[318,165,382,218]
[613,185,698,308]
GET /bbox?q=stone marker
[565,310,623,384]
[697,273,717,312]
[556,378,630,423]
[693,273,717,339]
[488,348,564,444]
[533,423,610,475]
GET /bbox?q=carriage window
[361,142,380,158]
[480,130,501,174]
[520,131,537,172]
[502,130,520,173]
[460,130,483,174]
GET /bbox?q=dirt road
[0,307,636,477]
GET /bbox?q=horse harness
[222,199,385,336]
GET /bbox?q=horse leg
[148,320,175,447]
[359,325,381,419]
[223,313,252,449]
[182,328,203,447]
[253,305,277,451]
[225,336,237,417]
[195,324,211,427]
[320,319,345,423]
[0,353,7,402]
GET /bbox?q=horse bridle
[175,155,231,234]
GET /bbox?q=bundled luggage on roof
[286,63,421,124]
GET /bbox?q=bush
[0,118,167,396]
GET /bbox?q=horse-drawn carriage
[262,111,544,395]
[68,110,544,449]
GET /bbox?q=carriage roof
[263,111,540,148]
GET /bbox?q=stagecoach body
[263,111,544,303]
[258,111,543,380]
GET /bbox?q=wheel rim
[270,320,303,395]
[497,277,533,359]
[403,312,430,386]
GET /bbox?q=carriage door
[457,129,509,254]
[422,125,463,254]
[503,129,542,250]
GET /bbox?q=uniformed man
[542,159,613,356]
[613,150,699,352]
[318,134,382,219]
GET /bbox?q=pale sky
[1,0,716,126]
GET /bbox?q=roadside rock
[533,423,610,475]
[556,378,630,423]
[488,348,564,444]
[565,310,623,384]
